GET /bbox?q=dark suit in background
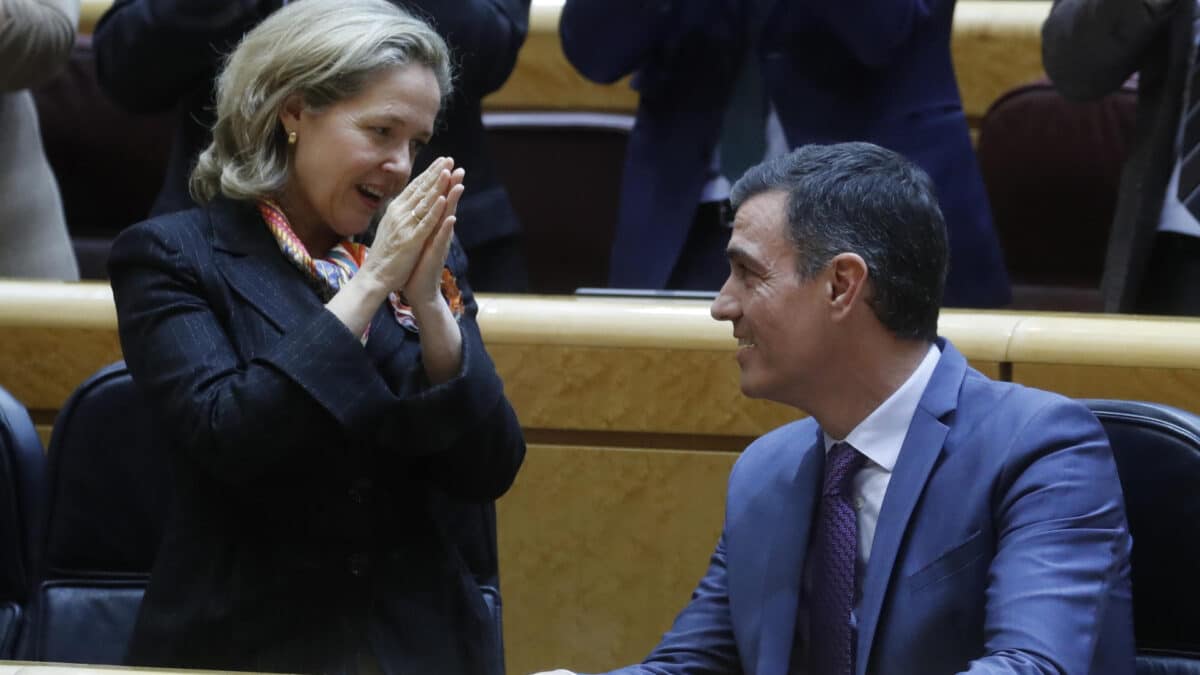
[1043,0,1200,313]
[93,0,531,292]
[107,198,525,675]
[559,0,1010,307]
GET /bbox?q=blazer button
[348,552,370,577]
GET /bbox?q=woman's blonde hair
[190,0,453,204]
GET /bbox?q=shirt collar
[823,343,942,472]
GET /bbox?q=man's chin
[738,378,764,400]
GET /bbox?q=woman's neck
[274,190,339,257]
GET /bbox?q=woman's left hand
[404,168,465,308]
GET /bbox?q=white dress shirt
[823,343,942,585]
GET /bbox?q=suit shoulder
[961,368,1094,423]
[731,417,818,480]
[954,370,1105,457]
[114,206,212,251]
[108,205,217,278]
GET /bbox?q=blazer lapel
[209,198,327,335]
[853,340,966,675]
[754,428,824,675]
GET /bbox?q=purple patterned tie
[809,442,867,675]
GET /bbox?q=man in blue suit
[533,143,1133,674]
[559,0,1010,307]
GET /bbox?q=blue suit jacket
[560,0,1010,307]
[607,340,1133,674]
[108,198,524,675]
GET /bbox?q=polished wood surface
[78,1,1050,125]
[3,281,1199,674]
[498,443,734,673]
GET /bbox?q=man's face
[710,191,834,407]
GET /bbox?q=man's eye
[372,127,390,136]
[410,139,427,154]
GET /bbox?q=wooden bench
[1,281,1198,672]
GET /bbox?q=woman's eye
[372,126,390,137]
[410,139,427,154]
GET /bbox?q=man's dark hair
[730,142,949,341]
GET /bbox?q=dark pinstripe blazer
[107,197,525,675]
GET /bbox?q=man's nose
[710,278,738,321]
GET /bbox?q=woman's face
[278,64,441,253]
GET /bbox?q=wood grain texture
[951,1,1050,123]
[0,326,121,410]
[2,281,1200,674]
[497,443,737,675]
[1011,364,1200,413]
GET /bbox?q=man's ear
[278,93,305,132]
[828,252,869,319]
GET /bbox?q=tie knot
[823,442,866,497]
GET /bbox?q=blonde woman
[108,1,524,673]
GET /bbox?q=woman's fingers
[390,157,449,217]
[397,165,453,230]
[443,182,465,223]
[442,169,465,216]
[405,214,457,304]
[419,195,448,240]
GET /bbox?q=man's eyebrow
[725,244,758,267]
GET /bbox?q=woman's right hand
[361,157,455,293]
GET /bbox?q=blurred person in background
[1044,0,1200,315]
[107,2,524,673]
[0,0,80,280]
[94,0,530,292]
[560,0,1010,308]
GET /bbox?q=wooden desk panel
[497,443,735,675]
[950,1,1050,124]
[1011,365,1200,412]
[1007,313,1200,412]
[1,282,1199,674]
[492,343,798,437]
[0,326,121,415]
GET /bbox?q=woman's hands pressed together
[326,156,467,383]
[363,156,462,294]
[404,172,465,307]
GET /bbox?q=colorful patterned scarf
[258,199,464,341]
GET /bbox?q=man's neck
[807,337,934,440]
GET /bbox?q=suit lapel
[853,340,966,675]
[209,198,327,335]
[754,428,824,675]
